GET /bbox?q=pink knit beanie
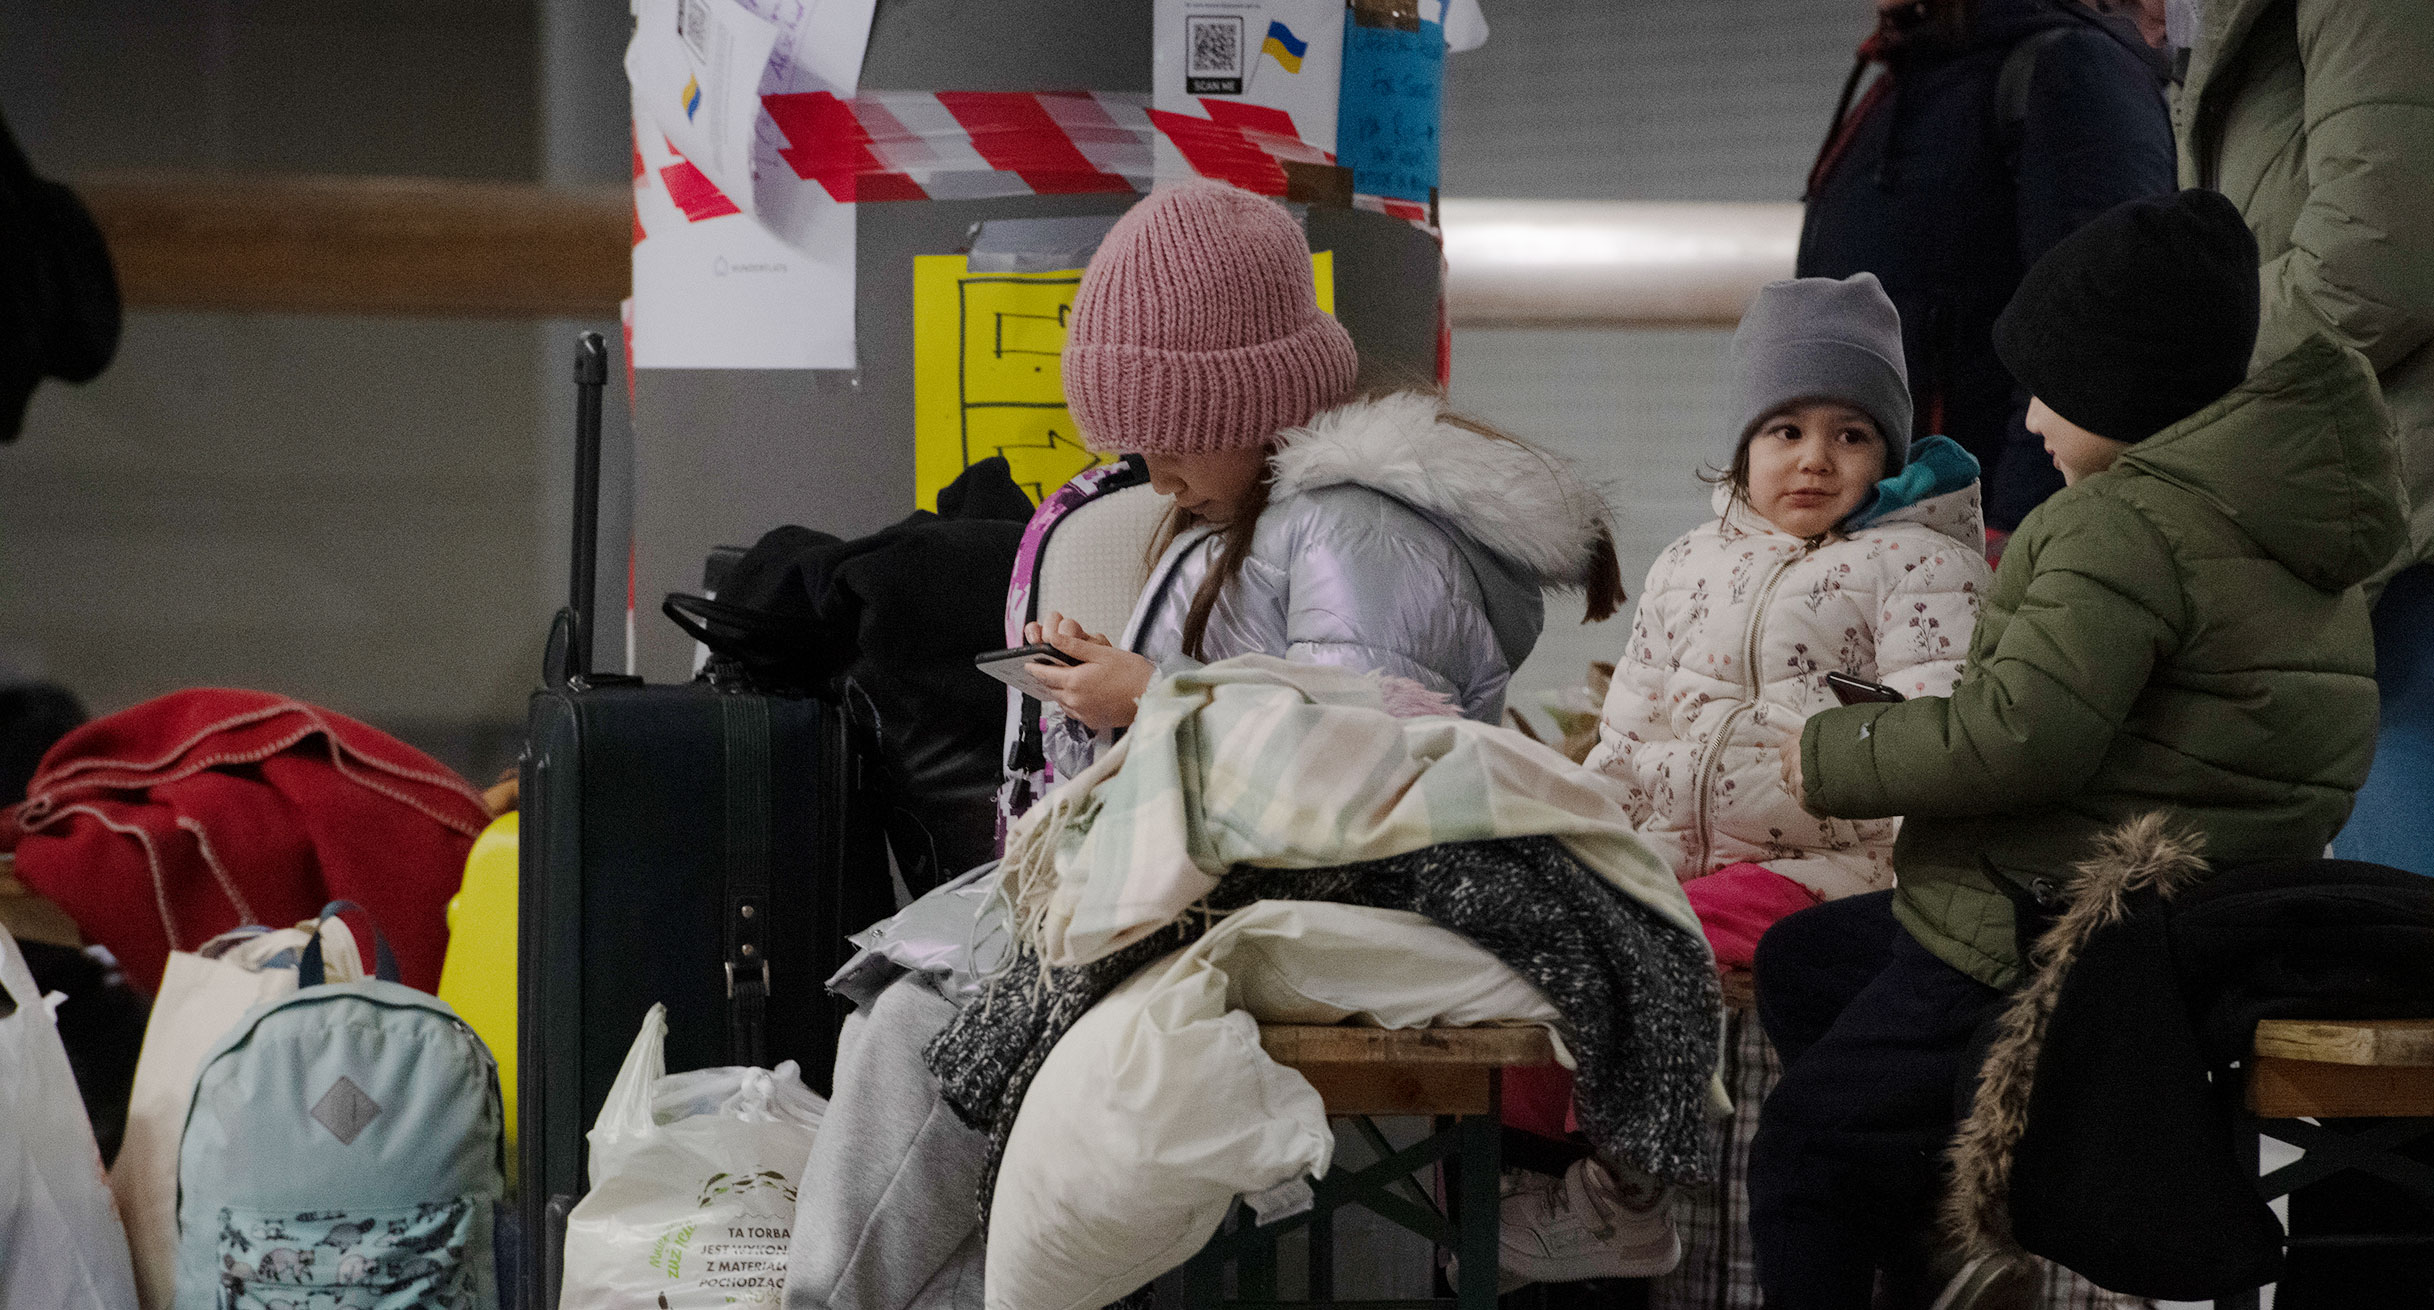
[1063,181,1359,455]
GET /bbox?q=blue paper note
[1337,16,1443,204]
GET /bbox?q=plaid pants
[1648,1008,2155,1310]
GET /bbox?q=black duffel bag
[665,457,1032,897]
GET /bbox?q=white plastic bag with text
[558,1004,827,1308]
[0,921,140,1309]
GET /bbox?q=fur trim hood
[1945,814,2211,1265]
[1271,390,1616,588]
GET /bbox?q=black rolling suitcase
[516,333,891,1310]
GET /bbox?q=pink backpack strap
[996,457,1152,844]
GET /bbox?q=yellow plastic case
[439,811,518,1160]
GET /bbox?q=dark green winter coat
[1799,334,2404,987]
[2179,0,2434,581]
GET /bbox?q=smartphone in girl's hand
[974,642,1084,700]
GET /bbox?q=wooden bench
[2217,1018,2434,1310]
[1178,1024,1560,1309]
[2249,1018,2434,1117]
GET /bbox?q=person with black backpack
[1797,0,2173,550]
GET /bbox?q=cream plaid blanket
[1004,656,1700,968]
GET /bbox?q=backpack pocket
[215,1196,478,1310]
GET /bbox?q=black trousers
[1745,891,2006,1309]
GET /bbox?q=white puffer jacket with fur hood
[1130,390,1614,723]
[1585,477,1992,900]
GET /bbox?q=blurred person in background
[1798,0,2173,554]
[0,109,118,443]
[0,108,139,1167]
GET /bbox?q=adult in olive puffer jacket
[1802,332,2404,988]
[2177,0,2434,581]
[2163,0,2434,906]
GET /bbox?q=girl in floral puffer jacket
[1586,274,1993,920]
[1502,275,1993,1292]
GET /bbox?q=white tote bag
[0,920,141,1309]
[111,921,363,1310]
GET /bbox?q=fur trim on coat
[1944,813,2212,1262]
[1270,389,1613,587]
[1134,389,1610,723]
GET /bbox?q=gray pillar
[538,0,636,673]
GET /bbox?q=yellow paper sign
[911,250,1337,510]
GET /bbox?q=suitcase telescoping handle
[548,332,611,691]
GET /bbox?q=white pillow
[984,901,1563,1310]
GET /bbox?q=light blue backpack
[172,903,505,1310]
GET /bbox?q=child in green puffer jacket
[1749,190,2407,1310]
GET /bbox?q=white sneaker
[1497,1158,1682,1284]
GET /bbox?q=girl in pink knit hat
[782,182,1631,1310]
[1024,180,1624,735]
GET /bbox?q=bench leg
[1307,1205,1334,1302]
[2215,1088,2272,1310]
[1453,1077,1504,1310]
[1239,1215,1280,1304]
[1184,1097,1509,1307]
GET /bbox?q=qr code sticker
[1185,14,1245,93]
[1189,15,1242,74]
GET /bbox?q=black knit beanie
[1992,189,2260,443]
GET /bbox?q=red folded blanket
[2,689,489,993]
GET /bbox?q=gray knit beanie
[1727,273,1913,470]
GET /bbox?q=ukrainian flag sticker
[682,74,702,121]
[1261,20,1307,73]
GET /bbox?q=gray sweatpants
[784,974,990,1310]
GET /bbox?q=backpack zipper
[1690,543,1810,874]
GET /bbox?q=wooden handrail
[75,176,1785,327]
[79,172,628,318]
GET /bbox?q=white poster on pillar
[626,0,877,369]
[631,103,856,370]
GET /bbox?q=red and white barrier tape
[710,90,1431,226]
